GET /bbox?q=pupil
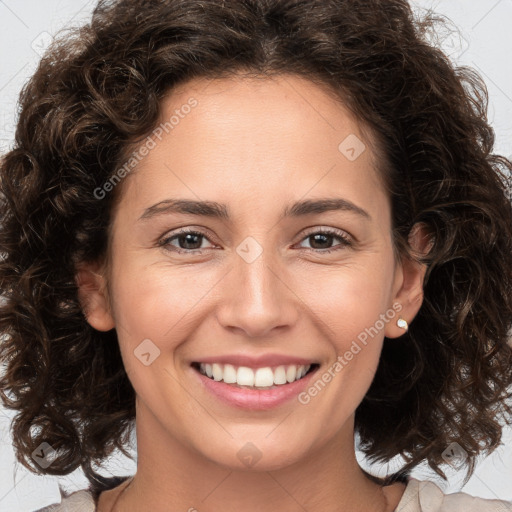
[311,234,331,249]
[181,233,201,249]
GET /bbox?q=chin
[197,436,312,472]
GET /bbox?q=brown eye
[160,229,215,254]
[297,228,353,253]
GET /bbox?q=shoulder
[33,475,131,512]
[396,477,512,512]
[33,489,95,512]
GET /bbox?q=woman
[1,0,511,511]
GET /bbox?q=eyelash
[158,227,353,255]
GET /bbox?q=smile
[190,360,320,410]
[192,362,318,389]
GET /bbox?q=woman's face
[81,74,424,471]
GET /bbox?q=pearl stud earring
[397,317,408,331]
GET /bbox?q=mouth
[191,362,320,390]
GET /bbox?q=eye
[159,228,215,254]
[295,228,353,253]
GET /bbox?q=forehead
[115,73,388,223]
[161,73,372,155]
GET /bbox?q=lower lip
[192,365,319,410]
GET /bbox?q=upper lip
[192,354,319,369]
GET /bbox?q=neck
[107,401,402,512]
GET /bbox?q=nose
[215,238,300,339]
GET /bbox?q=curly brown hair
[1,0,511,490]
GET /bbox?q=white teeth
[237,366,254,386]
[273,365,287,385]
[197,363,312,387]
[254,367,274,387]
[286,365,297,383]
[212,363,223,381]
[223,364,237,383]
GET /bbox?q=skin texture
[78,74,427,512]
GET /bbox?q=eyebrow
[139,197,371,222]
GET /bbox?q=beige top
[36,477,512,511]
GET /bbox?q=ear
[385,222,432,338]
[75,262,115,331]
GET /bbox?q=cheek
[307,261,395,346]
[302,260,396,398]
[108,265,208,415]
[109,259,222,353]
[292,278,394,449]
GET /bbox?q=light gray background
[0,0,511,510]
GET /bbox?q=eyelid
[299,226,353,243]
[157,226,218,249]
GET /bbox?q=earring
[397,317,408,332]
